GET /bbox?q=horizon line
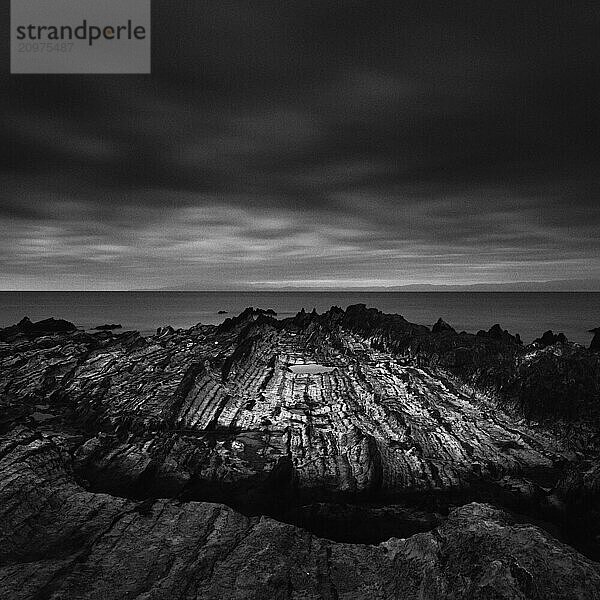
[2,289,599,293]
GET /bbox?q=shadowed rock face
[0,316,77,341]
[0,306,600,598]
[432,317,456,334]
[93,323,122,331]
[590,328,600,352]
[1,427,599,600]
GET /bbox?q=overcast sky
[2,1,599,290]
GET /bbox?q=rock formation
[0,305,599,598]
[590,327,600,352]
[534,330,568,347]
[432,317,456,334]
[0,316,76,341]
[93,323,123,330]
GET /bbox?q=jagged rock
[486,323,522,345]
[0,306,599,596]
[217,307,276,332]
[320,305,596,427]
[535,330,568,346]
[0,316,77,341]
[432,317,456,334]
[1,428,599,600]
[93,323,122,330]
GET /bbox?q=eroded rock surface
[1,427,599,600]
[1,305,599,598]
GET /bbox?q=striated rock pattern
[1,427,600,600]
[1,305,600,598]
[0,312,567,500]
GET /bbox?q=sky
[1,1,599,290]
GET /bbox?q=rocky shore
[1,305,599,599]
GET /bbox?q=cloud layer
[1,1,599,289]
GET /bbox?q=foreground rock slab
[1,427,599,600]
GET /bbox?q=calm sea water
[0,292,597,344]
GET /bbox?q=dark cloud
[1,1,599,289]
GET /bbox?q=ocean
[0,291,597,345]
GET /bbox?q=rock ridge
[0,305,599,597]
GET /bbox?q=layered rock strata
[0,305,599,598]
[1,427,599,600]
